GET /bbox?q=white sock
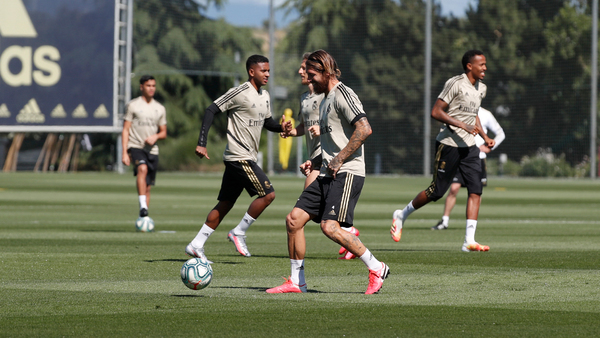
[290,259,305,286]
[191,224,214,248]
[232,212,256,235]
[139,195,147,210]
[401,201,416,220]
[442,215,450,226]
[465,219,477,244]
[360,249,382,271]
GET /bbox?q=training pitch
[0,172,598,337]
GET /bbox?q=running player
[282,53,360,260]
[267,50,389,294]
[432,106,505,230]
[121,75,167,218]
[185,55,292,262]
[390,50,496,252]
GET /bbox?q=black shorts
[218,160,275,203]
[294,172,364,227]
[425,142,482,201]
[128,148,158,186]
[453,158,487,187]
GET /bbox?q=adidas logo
[0,104,11,118]
[328,206,336,216]
[16,98,44,123]
[0,0,37,38]
[93,104,110,118]
[251,104,256,108]
[72,104,88,118]
[50,104,67,118]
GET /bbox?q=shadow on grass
[214,286,330,294]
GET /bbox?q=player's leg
[140,153,158,217]
[186,162,243,262]
[460,146,488,252]
[320,173,389,294]
[136,164,149,216]
[338,226,360,259]
[228,160,275,257]
[266,179,320,294]
[392,142,458,241]
[433,182,461,230]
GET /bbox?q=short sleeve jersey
[214,81,272,162]
[299,91,324,160]
[319,82,367,177]
[436,73,487,147]
[124,96,167,155]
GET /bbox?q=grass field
[0,172,599,337]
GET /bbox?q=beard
[312,80,326,94]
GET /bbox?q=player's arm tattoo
[329,117,372,171]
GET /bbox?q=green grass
[0,172,599,337]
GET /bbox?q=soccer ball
[135,216,154,232]
[181,257,213,290]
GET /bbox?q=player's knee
[263,191,276,205]
[137,164,148,175]
[320,220,336,238]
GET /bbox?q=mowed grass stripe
[0,172,599,337]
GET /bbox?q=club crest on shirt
[312,100,318,111]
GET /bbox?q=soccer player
[185,55,292,263]
[121,75,167,218]
[282,53,360,260]
[432,106,505,230]
[390,50,496,252]
[266,50,389,294]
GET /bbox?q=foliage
[276,0,595,174]
[130,0,264,170]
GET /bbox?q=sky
[204,0,478,28]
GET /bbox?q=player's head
[306,50,341,94]
[246,55,270,88]
[298,52,312,86]
[462,50,486,81]
[139,75,156,99]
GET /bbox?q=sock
[401,201,416,220]
[442,215,450,226]
[191,224,214,248]
[232,212,256,235]
[290,259,305,286]
[139,195,147,210]
[341,226,358,235]
[360,249,382,271]
[465,219,477,243]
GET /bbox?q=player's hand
[308,125,320,137]
[464,124,479,136]
[327,156,343,178]
[299,160,313,177]
[122,153,130,166]
[479,144,492,154]
[144,134,158,146]
[485,137,495,149]
[195,146,210,159]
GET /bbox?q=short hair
[139,75,155,85]
[301,52,311,61]
[306,49,341,79]
[462,50,485,71]
[246,54,269,72]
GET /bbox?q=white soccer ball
[181,257,213,290]
[135,216,154,232]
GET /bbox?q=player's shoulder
[300,91,310,101]
[333,82,359,101]
[444,74,465,87]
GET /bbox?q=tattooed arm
[327,116,372,178]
